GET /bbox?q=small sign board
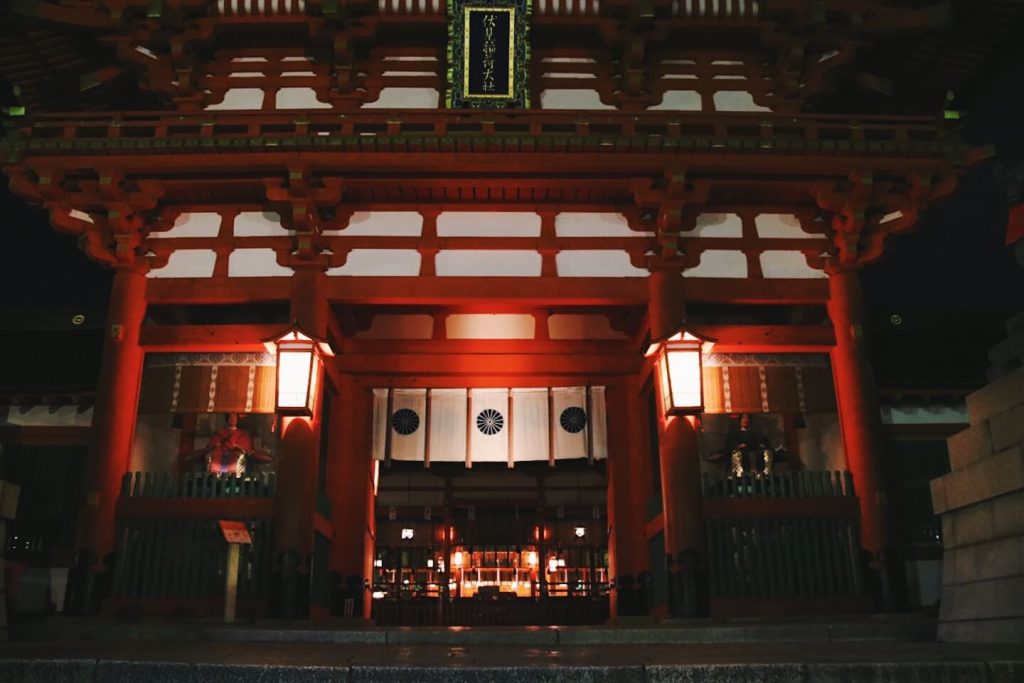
[218,520,252,545]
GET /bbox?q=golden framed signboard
[447,1,530,108]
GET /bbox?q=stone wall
[931,365,1024,642]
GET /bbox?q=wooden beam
[689,325,835,350]
[145,276,828,306]
[116,497,275,520]
[139,324,282,350]
[333,352,643,376]
[342,339,635,355]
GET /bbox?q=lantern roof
[646,325,716,357]
[262,322,335,358]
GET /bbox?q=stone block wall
[931,366,1024,643]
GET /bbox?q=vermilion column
[605,380,650,617]
[648,266,704,615]
[327,375,376,619]
[273,267,329,560]
[82,267,147,564]
[827,268,888,557]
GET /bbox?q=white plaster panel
[228,248,291,277]
[693,213,742,238]
[548,314,626,340]
[437,212,541,237]
[355,314,434,339]
[556,251,647,277]
[276,87,331,109]
[234,211,287,237]
[649,90,702,111]
[436,251,542,276]
[539,89,615,110]
[759,251,826,279]
[131,414,178,472]
[3,405,93,428]
[684,250,748,278]
[755,213,817,239]
[362,87,439,108]
[148,250,218,279]
[323,211,424,237]
[880,405,968,426]
[712,91,771,112]
[555,212,650,237]
[327,249,421,276]
[205,88,265,111]
[152,212,222,239]
[446,314,535,340]
[798,413,847,472]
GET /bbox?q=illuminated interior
[372,545,608,600]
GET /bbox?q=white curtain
[589,385,608,460]
[371,388,388,461]
[372,386,607,464]
[389,388,427,461]
[468,388,509,464]
[511,388,549,462]
[428,388,468,463]
[552,386,588,460]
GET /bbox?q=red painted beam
[689,324,835,350]
[144,276,827,306]
[139,324,282,350]
[333,352,642,376]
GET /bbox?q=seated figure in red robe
[187,413,273,476]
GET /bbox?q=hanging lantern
[263,323,335,416]
[649,328,714,417]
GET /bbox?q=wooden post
[274,268,329,574]
[327,375,376,620]
[0,480,19,641]
[82,268,147,565]
[218,520,252,624]
[648,264,704,617]
[827,269,889,558]
[224,542,241,624]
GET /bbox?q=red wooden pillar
[326,375,376,619]
[81,267,147,565]
[648,266,704,616]
[605,378,653,618]
[827,268,888,557]
[273,268,329,562]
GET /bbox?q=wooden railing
[5,109,957,159]
[111,471,276,611]
[120,471,277,499]
[702,470,866,614]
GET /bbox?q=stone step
[0,639,1020,683]
[14,615,937,646]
